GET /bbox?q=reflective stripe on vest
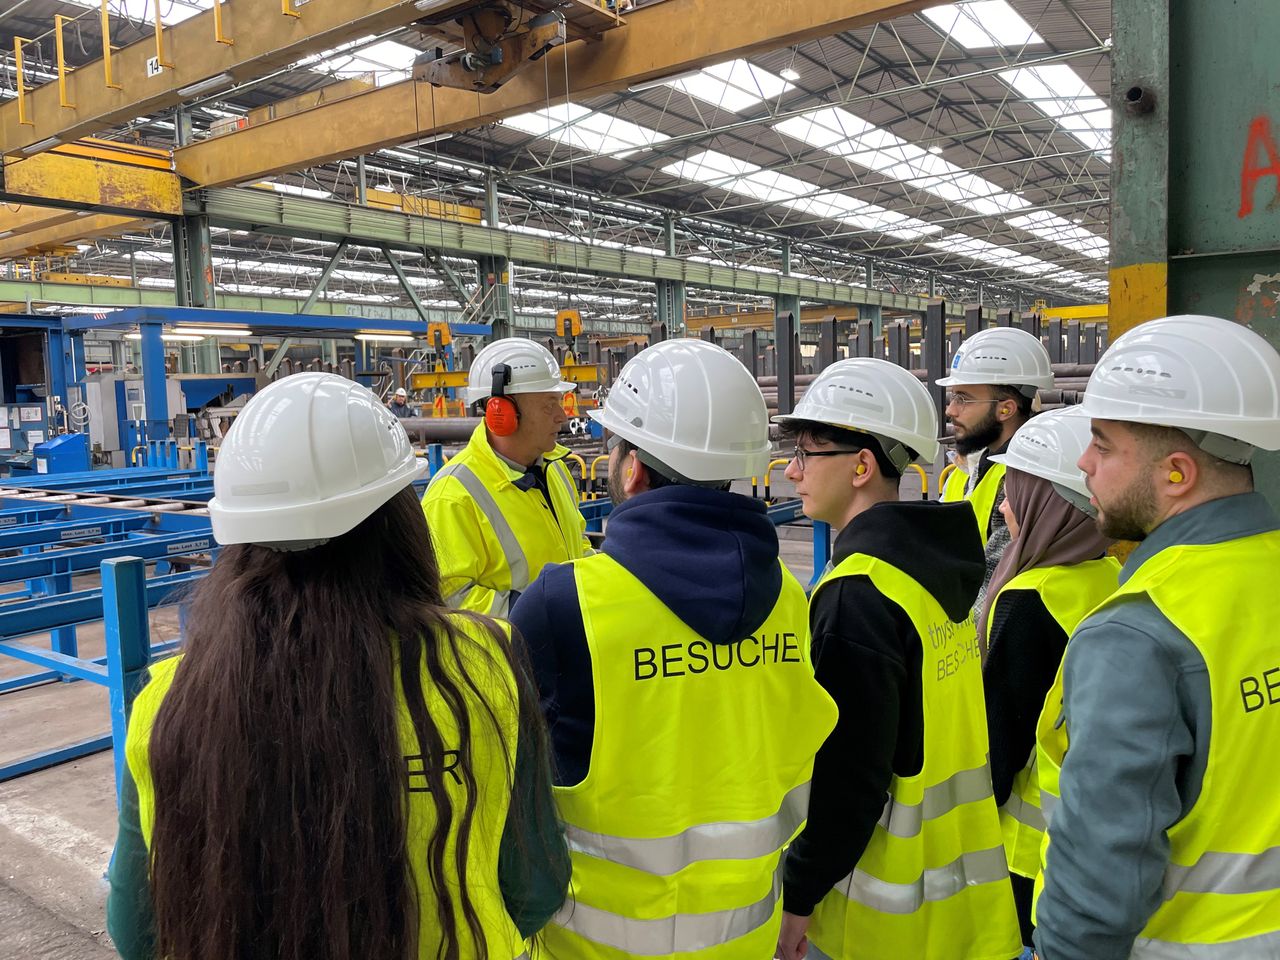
[550,457,580,506]
[1130,927,1280,960]
[564,780,810,876]
[830,846,1011,916]
[547,554,836,960]
[433,461,531,589]
[992,559,1120,878]
[808,553,1020,960]
[878,760,996,839]
[550,863,783,956]
[1036,531,1280,952]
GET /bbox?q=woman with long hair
[107,373,569,960]
[979,408,1119,952]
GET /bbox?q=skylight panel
[775,106,1029,217]
[669,60,794,113]
[922,2,1043,50]
[1006,210,1108,259]
[299,37,422,86]
[662,149,940,241]
[1000,64,1111,152]
[927,233,1055,275]
[503,104,667,157]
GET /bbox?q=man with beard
[509,339,837,960]
[1032,315,1280,960]
[937,326,1054,616]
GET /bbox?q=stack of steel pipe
[758,363,1095,414]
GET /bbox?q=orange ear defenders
[484,363,519,437]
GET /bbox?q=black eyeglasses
[791,446,863,471]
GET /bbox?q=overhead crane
[0,0,934,267]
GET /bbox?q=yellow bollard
[905,463,929,500]
[589,455,610,500]
[763,458,791,504]
[563,454,588,501]
[938,462,958,496]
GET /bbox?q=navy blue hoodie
[509,485,784,786]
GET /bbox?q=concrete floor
[0,482,884,958]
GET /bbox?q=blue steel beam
[2,467,205,490]
[103,557,154,801]
[0,514,153,551]
[0,571,201,639]
[0,641,109,683]
[0,736,114,784]
[58,306,488,338]
[140,322,170,440]
[0,531,214,585]
[0,505,67,528]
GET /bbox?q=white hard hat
[989,408,1092,500]
[1080,315,1280,460]
[394,387,408,398]
[935,326,1054,394]
[208,373,426,547]
[773,357,941,467]
[589,339,771,481]
[465,338,576,403]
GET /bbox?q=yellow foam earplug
[856,464,867,475]
[1169,470,1184,484]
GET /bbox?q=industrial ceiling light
[779,68,801,81]
[354,332,415,342]
[178,72,234,98]
[409,132,453,147]
[125,333,208,343]
[21,136,62,155]
[172,326,253,337]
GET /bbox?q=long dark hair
[146,484,553,960]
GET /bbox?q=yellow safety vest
[1035,531,1280,957]
[542,554,837,960]
[808,553,1020,960]
[987,558,1121,878]
[942,460,1006,548]
[126,616,527,960]
[423,423,589,616]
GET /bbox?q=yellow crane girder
[2,0,436,158]
[175,0,934,187]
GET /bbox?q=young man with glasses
[774,358,1020,960]
[936,326,1054,618]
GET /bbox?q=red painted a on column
[1239,115,1280,218]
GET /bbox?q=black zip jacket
[782,499,985,916]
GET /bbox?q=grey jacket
[1033,492,1280,960]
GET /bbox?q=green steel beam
[0,279,644,334]
[1109,0,1168,335]
[197,187,997,320]
[1113,0,1280,507]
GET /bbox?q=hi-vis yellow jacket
[424,423,590,617]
